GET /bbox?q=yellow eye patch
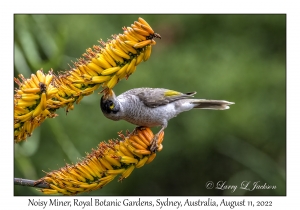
[109,103,115,110]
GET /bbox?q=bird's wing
[128,88,196,108]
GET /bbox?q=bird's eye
[108,101,115,110]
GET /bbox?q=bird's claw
[150,135,159,153]
[132,126,146,135]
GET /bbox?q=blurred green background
[14,14,286,196]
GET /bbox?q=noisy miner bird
[100,88,234,152]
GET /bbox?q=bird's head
[100,89,122,120]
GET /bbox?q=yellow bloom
[37,127,164,195]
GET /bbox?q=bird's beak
[103,88,116,100]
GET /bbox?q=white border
[3,0,299,209]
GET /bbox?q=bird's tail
[191,99,234,110]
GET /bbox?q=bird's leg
[150,125,166,153]
[132,126,146,135]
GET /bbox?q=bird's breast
[121,99,177,127]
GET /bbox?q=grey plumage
[100,87,234,152]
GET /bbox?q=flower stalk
[14,17,161,142]
[35,127,164,195]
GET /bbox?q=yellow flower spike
[16,100,37,108]
[14,110,33,122]
[124,40,138,47]
[118,33,127,42]
[143,127,155,141]
[130,135,148,149]
[77,65,90,76]
[118,39,138,54]
[23,121,32,134]
[40,189,59,195]
[119,156,138,164]
[15,17,160,142]
[20,93,40,101]
[30,74,41,87]
[99,175,117,184]
[65,186,85,192]
[14,106,28,114]
[110,46,131,60]
[76,165,95,181]
[133,149,151,155]
[138,17,153,30]
[133,21,142,29]
[101,66,121,76]
[129,140,146,150]
[102,50,117,67]
[119,142,134,158]
[91,75,111,84]
[106,168,126,175]
[90,57,102,67]
[40,109,50,117]
[105,44,124,63]
[132,27,151,37]
[81,84,101,94]
[43,176,58,185]
[90,156,106,172]
[134,20,151,33]
[133,39,152,49]
[115,65,129,80]
[146,153,157,164]
[50,184,71,195]
[140,24,155,35]
[135,156,149,168]
[46,86,58,97]
[126,58,137,74]
[113,39,129,54]
[14,123,21,129]
[68,170,87,183]
[27,128,164,195]
[128,27,147,41]
[120,165,135,180]
[96,54,112,69]
[41,92,47,110]
[106,75,119,89]
[99,157,114,170]
[81,73,92,81]
[80,163,98,178]
[115,149,126,158]
[36,70,46,84]
[136,52,145,65]
[104,155,121,167]
[85,161,102,178]
[123,31,139,42]
[86,63,104,74]
[21,87,41,94]
[63,86,77,96]
[79,183,98,189]
[25,78,36,88]
[73,84,83,89]
[66,81,83,92]
[143,45,152,61]
[83,65,100,76]
[45,74,54,86]
[127,144,143,158]
[116,63,128,75]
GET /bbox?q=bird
[100,88,234,152]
